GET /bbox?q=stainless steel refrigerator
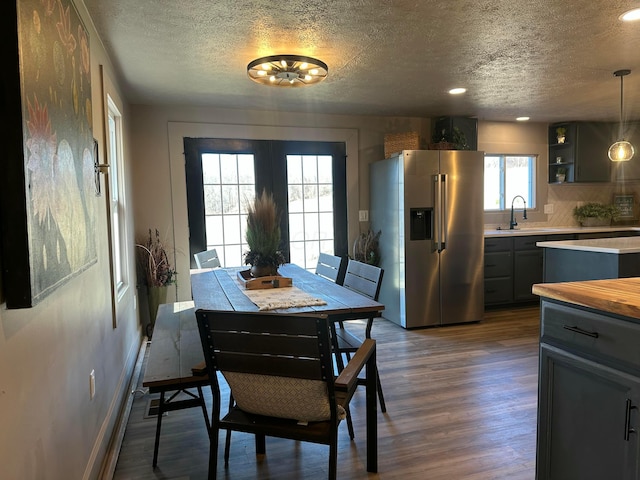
[370,149,484,328]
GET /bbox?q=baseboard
[93,337,148,480]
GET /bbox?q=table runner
[241,285,327,311]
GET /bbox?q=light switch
[359,210,369,222]
[544,204,554,214]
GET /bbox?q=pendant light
[608,69,635,162]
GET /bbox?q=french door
[184,138,347,269]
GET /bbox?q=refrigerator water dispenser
[410,208,432,240]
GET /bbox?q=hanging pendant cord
[619,74,624,139]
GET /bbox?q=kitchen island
[532,278,640,480]
[536,236,640,282]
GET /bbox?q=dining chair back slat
[342,260,383,300]
[316,253,347,284]
[194,249,221,269]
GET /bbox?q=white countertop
[536,236,640,254]
[484,226,640,238]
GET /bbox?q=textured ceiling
[82,0,640,122]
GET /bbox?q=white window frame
[107,95,129,300]
[484,153,537,211]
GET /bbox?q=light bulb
[261,63,271,70]
[280,60,287,68]
[309,69,318,75]
[608,140,635,162]
[257,70,267,76]
[305,75,312,81]
[300,62,308,69]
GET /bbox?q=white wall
[0,2,140,479]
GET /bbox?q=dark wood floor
[112,306,540,479]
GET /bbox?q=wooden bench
[142,301,211,467]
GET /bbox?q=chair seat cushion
[223,371,346,422]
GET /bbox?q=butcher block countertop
[532,277,640,320]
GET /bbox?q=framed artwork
[613,193,636,223]
[0,0,96,308]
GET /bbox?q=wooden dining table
[190,262,384,473]
[191,263,385,321]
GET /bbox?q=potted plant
[353,229,382,266]
[556,127,566,144]
[136,228,177,337]
[555,167,567,183]
[244,190,286,277]
[573,202,619,227]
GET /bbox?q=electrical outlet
[544,204,554,214]
[90,370,96,400]
[358,210,369,222]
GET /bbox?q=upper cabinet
[548,122,612,184]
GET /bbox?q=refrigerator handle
[441,173,447,251]
[433,174,441,252]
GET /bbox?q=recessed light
[448,87,466,95]
[516,117,530,121]
[620,8,640,21]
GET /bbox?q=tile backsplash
[504,183,640,228]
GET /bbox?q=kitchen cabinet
[536,300,640,479]
[484,238,513,305]
[548,122,612,184]
[513,236,545,302]
[485,233,576,307]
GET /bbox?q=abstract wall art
[0,0,96,308]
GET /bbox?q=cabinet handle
[562,324,599,338]
[625,399,637,441]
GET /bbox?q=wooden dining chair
[335,259,386,413]
[194,248,221,269]
[195,309,378,480]
[315,252,347,284]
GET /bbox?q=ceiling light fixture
[448,87,466,95]
[247,55,328,87]
[608,69,635,162]
[516,117,530,121]
[620,8,640,21]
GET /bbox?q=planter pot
[555,174,566,183]
[580,217,611,227]
[250,264,279,277]
[557,135,566,144]
[147,285,168,338]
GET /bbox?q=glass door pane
[287,154,335,271]
[202,153,255,267]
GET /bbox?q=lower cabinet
[537,300,640,479]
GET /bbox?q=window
[202,153,255,268]
[484,154,537,210]
[107,95,128,297]
[287,154,336,270]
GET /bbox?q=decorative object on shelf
[555,167,567,183]
[572,202,620,227]
[555,156,563,164]
[247,55,328,87]
[353,229,382,266]
[244,189,286,277]
[384,131,421,158]
[556,127,566,144]
[136,228,177,338]
[608,69,635,162]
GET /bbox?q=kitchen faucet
[509,195,527,229]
